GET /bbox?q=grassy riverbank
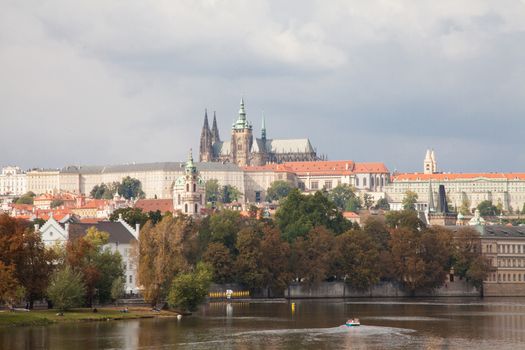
[0,307,177,327]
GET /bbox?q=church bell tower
[231,98,253,166]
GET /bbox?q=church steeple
[211,111,220,143]
[199,109,213,162]
[233,97,251,130]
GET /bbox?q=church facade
[199,99,321,166]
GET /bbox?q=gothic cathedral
[199,99,321,166]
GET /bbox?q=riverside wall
[284,280,481,298]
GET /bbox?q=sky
[1,0,525,173]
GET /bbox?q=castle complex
[199,99,320,166]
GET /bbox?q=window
[178,194,181,205]
[129,275,133,284]
[311,181,318,190]
[194,203,198,213]
[186,184,189,192]
[193,183,196,192]
[355,178,359,187]
[255,191,261,203]
[324,181,332,190]
[185,203,188,213]
[363,178,367,187]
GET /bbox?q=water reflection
[2,298,525,349]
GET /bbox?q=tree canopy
[266,180,295,202]
[477,200,500,216]
[402,190,418,211]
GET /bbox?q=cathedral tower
[199,110,213,162]
[231,98,253,166]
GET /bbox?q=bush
[47,266,86,311]
[167,263,212,312]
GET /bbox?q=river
[1,298,525,349]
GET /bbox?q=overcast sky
[1,0,524,173]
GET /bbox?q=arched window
[186,184,189,192]
[371,177,374,187]
[178,194,181,205]
[363,178,367,187]
[193,183,196,192]
[184,203,188,213]
[194,203,198,213]
[355,178,359,187]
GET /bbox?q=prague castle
[199,99,321,166]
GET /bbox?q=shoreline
[0,307,179,328]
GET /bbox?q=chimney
[65,223,70,240]
[34,224,40,232]
[118,213,123,221]
[135,223,140,239]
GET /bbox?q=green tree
[109,207,149,227]
[202,242,235,284]
[375,198,390,210]
[266,180,295,202]
[363,194,374,210]
[209,210,243,251]
[402,190,418,211]
[385,210,425,232]
[50,199,64,208]
[90,183,117,199]
[220,185,241,203]
[167,262,212,312]
[118,176,145,200]
[276,190,350,241]
[111,277,125,302]
[94,248,124,303]
[148,210,163,225]
[15,192,36,205]
[47,266,86,311]
[205,179,220,204]
[459,198,471,215]
[477,200,499,216]
[328,184,358,211]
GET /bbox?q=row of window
[487,273,525,282]
[499,258,525,268]
[498,244,525,254]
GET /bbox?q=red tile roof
[393,173,525,181]
[343,211,359,218]
[134,199,174,213]
[243,161,389,176]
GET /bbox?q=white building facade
[0,166,27,196]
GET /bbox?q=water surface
[1,298,525,349]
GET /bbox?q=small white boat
[346,318,360,327]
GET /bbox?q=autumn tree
[453,228,490,288]
[266,180,295,202]
[390,226,453,294]
[459,198,471,216]
[0,261,22,307]
[0,215,55,308]
[136,216,191,306]
[202,242,235,283]
[290,226,335,285]
[234,227,265,289]
[333,230,381,290]
[66,227,123,305]
[259,226,293,294]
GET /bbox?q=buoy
[177,314,182,320]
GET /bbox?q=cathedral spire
[233,97,251,130]
[239,97,246,120]
[211,111,220,143]
[261,112,266,140]
[199,109,213,162]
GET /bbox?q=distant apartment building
[385,150,525,212]
[0,166,27,195]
